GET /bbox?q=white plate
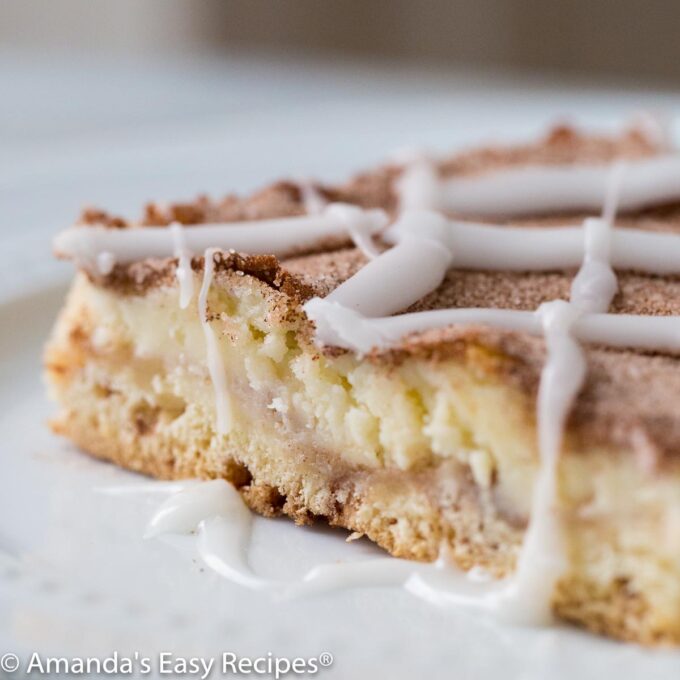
[3,75,680,676]
[6,281,680,680]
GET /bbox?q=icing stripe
[327,236,452,316]
[398,154,680,216]
[296,179,328,215]
[198,248,232,435]
[56,213,680,280]
[54,204,388,272]
[170,222,195,309]
[503,166,622,623]
[384,211,680,274]
[304,299,680,355]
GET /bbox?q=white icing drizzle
[296,179,328,215]
[56,174,680,305]
[54,204,388,269]
[601,160,627,227]
[307,209,680,336]
[398,154,680,217]
[326,211,452,316]
[198,248,232,435]
[504,162,623,622]
[143,480,509,605]
[305,301,680,356]
[54,475,572,619]
[499,299,587,623]
[145,479,243,538]
[169,222,195,309]
[135,479,582,623]
[197,516,275,590]
[96,251,115,275]
[633,111,675,152]
[396,156,441,211]
[145,479,276,590]
[323,203,382,260]
[383,211,680,274]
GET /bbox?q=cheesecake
[45,123,680,644]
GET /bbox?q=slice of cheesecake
[45,124,680,644]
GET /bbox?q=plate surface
[3,56,680,678]
[6,283,680,680]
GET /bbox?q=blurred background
[3,0,680,300]
[3,0,680,83]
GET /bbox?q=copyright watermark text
[0,651,334,678]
